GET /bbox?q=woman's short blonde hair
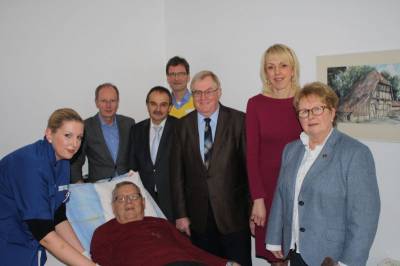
[47,108,83,133]
[261,44,300,94]
[294,82,339,111]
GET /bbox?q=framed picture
[316,49,400,142]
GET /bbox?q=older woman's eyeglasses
[113,193,142,203]
[297,106,328,118]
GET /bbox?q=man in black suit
[132,86,177,221]
[171,71,252,266]
[70,83,135,183]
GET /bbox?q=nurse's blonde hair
[47,108,83,133]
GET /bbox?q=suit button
[300,227,305,232]
[298,201,304,206]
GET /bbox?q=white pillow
[93,171,163,221]
[66,171,165,251]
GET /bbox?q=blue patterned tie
[204,118,213,169]
[151,126,161,164]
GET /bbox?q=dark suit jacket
[170,105,250,234]
[132,116,177,221]
[70,114,135,183]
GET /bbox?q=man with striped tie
[171,70,252,266]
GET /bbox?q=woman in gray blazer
[266,82,380,266]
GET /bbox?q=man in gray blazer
[132,86,177,221]
[171,71,251,266]
[70,83,135,183]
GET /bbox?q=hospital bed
[66,171,165,252]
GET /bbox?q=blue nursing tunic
[0,138,70,266]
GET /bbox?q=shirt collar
[172,89,191,106]
[197,105,220,123]
[150,117,167,128]
[98,113,117,126]
[300,128,333,151]
[43,137,58,164]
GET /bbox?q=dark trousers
[286,248,308,266]
[190,202,252,266]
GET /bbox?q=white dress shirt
[149,119,167,154]
[290,130,331,253]
[149,118,167,192]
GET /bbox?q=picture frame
[316,49,400,142]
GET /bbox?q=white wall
[0,0,166,158]
[165,0,400,110]
[1,1,400,265]
[0,1,166,265]
[165,1,400,265]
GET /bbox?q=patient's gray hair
[111,181,141,203]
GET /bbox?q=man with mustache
[132,86,177,221]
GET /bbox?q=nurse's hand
[40,229,96,266]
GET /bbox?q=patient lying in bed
[90,181,233,266]
[67,172,166,252]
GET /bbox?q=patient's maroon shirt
[91,217,227,266]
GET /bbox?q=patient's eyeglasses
[113,193,142,203]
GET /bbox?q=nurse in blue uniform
[0,108,96,266]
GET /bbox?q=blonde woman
[0,108,96,266]
[246,44,302,265]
